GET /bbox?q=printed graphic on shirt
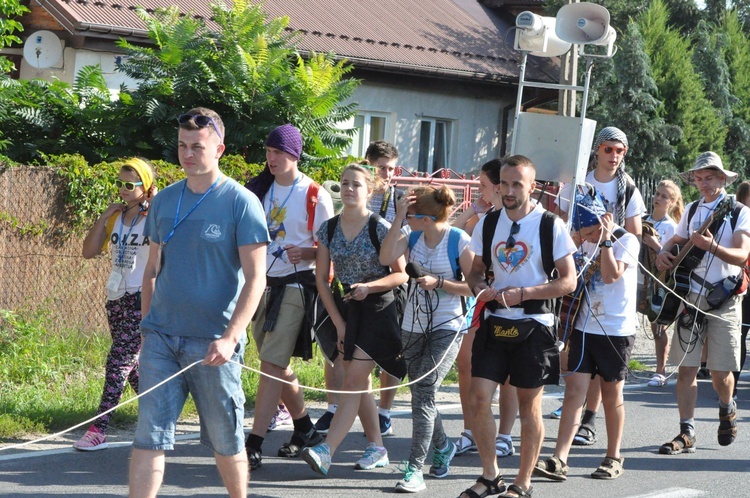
[267,199,288,260]
[201,222,225,242]
[493,240,531,273]
[110,232,150,270]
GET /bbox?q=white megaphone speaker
[556,2,617,57]
[514,11,571,57]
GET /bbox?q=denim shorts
[133,329,246,456]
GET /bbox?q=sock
[246,433,264,451]
[327,404,338,414]
[719,399,737,411]
[679,418,695,437]
[581,409,597,428]
[464,429,473,438]
[378,407,391,418]
[497,433,511,442]
[293,414,314,434]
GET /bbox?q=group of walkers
[76,107,750,498]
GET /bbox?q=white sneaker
[395,462,426,493]
[495,436,515,457]
[648,373,667,387]
[73,426,109,451]
[355,442,389,470]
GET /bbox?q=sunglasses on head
[599,144,627,155]
[115,179,144,191]
[406,213,437,221]
[177,114,223,140]
[507,221,520,248]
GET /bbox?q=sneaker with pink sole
[73,426,109,451]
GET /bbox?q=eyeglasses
[599,144,627,155]
[177,114,223,140]
[506,221,520,248]
[406,213,437,221]
[115,179,144,191]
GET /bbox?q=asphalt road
[2,366,750,498]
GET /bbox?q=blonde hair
[340,163,376,196]
[410,185,456,222]
[658,179,684,222]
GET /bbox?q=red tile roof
[36,0,557,82]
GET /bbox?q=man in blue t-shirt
[129,107,269,498]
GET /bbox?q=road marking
[626,488,705,497]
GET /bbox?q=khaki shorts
[669,292,742,372]
[251,286,305,368]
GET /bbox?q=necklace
[339,211,369,242]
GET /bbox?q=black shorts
[471,317,560,389]
[565,329,634,382]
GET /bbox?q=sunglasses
[115,179,144,191]
[506,221,520,248]
[599,144,627,155]
[406,213,437,221]
[177,114,223,139]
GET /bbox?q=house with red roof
[8,0,557,172]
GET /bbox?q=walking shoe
[648,373,667,387]
[355,442,389,470]
[314,410,335,436]
[301,443,332,476]
[380,414,394,436]
[278,427,324,458]
[549,405,563,419]
[73,426,108,451]
[429,440,456,478]
[247,447,262,470]
[454,431,477,455]
[395,462,426,493]
[495,436,515,457]
[268,404,293,431]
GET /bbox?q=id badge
[106,271,123,292]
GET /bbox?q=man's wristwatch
[599,239,613,249]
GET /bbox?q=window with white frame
[349,112,390,157]
[418,118,451,173]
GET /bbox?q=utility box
[512,112,597,186]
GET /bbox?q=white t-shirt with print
[575,230,639,336]
[264,174,334,278]
[556,171,646,223]
[401,227,471,334]
[677,194,750,294]
[470,203,576,326]
[107,213,150,301]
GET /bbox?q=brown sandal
[718,406,738,446]
[591,456,624,479]
[658,433,696,455]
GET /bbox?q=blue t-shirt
[141,177,269,338]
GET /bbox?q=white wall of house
[344,81,507,174]
[18,46,139,96]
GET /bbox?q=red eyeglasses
[599,144,627,155]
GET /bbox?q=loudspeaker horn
[556,2,616,56]
[514,11,571,57]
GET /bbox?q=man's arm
[203,242,268,366]
[140,242,161,318]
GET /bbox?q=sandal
[572,425,596,446]
[498,484,533,497]
[718,406,738,446]
[658,433,696,455]
[591,456,624,480]
[532,456,568,481]
[457,474,506,498]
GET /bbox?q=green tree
[114,0,359,169]
[639,0,725,171]
[587,21,680,178]
[0,0,29,74]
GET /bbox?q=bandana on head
[572,186,607,231]
[123,158,154,192]
[593,126,628,152]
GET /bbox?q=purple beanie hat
[265,124,303,159]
